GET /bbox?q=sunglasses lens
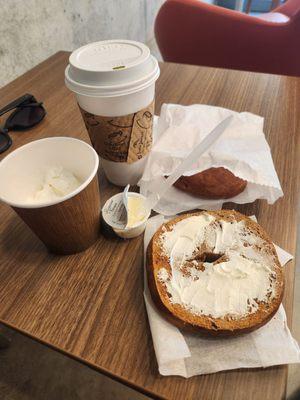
[5,105,46,130]
[0,131,12,154]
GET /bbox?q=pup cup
[65,40,160,187]
[0,137,100,255]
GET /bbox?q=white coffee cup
[65,40,160,187]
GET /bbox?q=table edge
[0,318,165,400]
[0,317,288,400]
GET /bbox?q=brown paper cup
[0,137,100,255]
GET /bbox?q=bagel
[146,210,284,336]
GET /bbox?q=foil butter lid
[102,193,127,230]
[65,40,160,97]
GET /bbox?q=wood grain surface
[0,52,299,400]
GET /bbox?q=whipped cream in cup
[102,192,150,239]
[26,165,83,204]
[0,137,100,254]
[65,40,160,187]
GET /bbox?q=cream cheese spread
[158,213,276,319]
[29,166,82,204]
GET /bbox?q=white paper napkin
[139,104,283,215]
[143,215,300,377]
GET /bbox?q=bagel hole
[202,252,223,263]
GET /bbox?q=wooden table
[0,52,299,400]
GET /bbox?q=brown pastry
[147,210,284,336]
[174,167,247,199]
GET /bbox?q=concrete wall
[0,0,164,87]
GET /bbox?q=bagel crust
[174,167,247,199]
[146,210,284,336]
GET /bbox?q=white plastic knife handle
[145,115,233,211]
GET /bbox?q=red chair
[155,0,300,76]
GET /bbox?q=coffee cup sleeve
[79,100,154,163]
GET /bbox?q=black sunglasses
[0,94,46,154]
